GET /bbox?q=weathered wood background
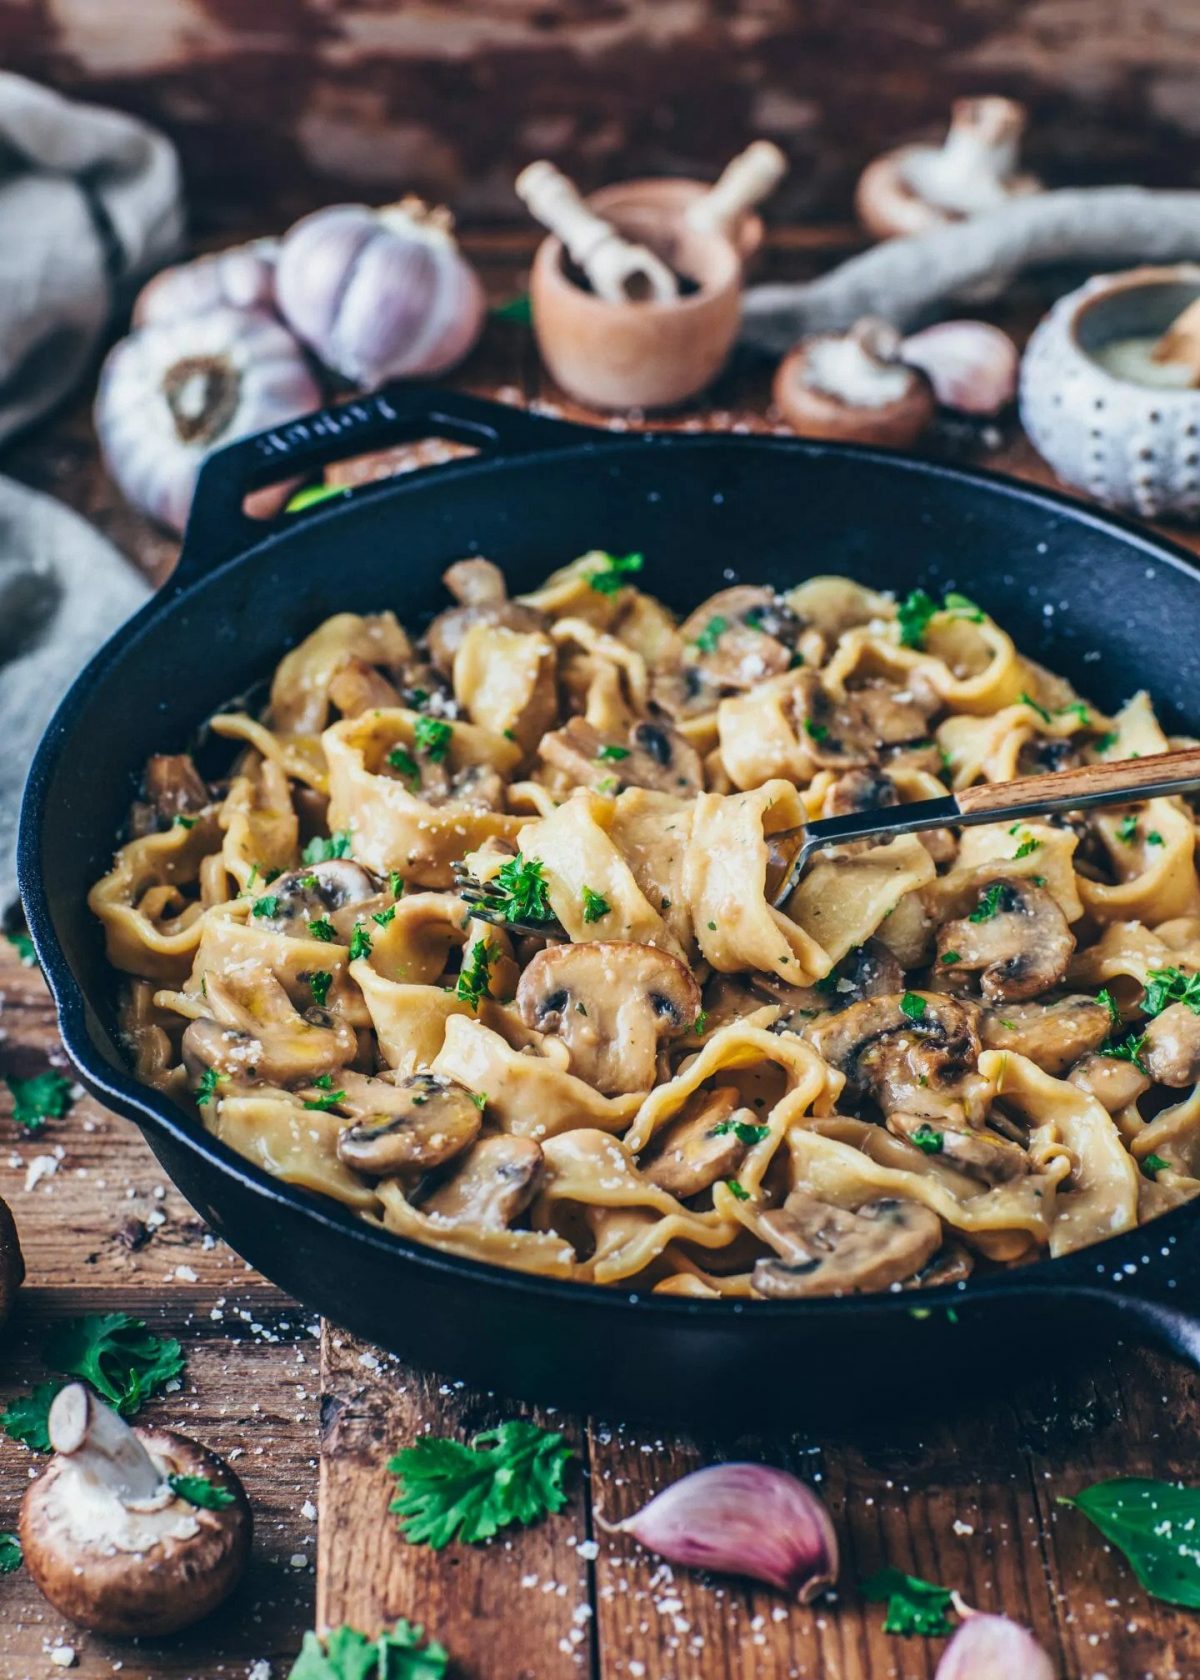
[2,0,1199,231]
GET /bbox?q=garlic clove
[276,198,486,388]
[133,239,279,328]
[901,320,1019,415]
[95,307,323,533]
[599,1462,838,1602]
[934,1612,1056,1680]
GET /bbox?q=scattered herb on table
[861,1566,956,1637]
[169,1473,236,1511]
[0,1532,21,1573]
[4,930,37,968]
[289,1618,448,1680]
[6,1069,73,1134]
[46,1312,185,1418]
[0,1381,63,1451]
[1059,1479,1200,1608]
[581,886,611,923]
[456,940,497,1010]
[586,551,643,595]
[302,832,352,864]
[389,1418,572,1548]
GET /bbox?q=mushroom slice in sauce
[641,1086,752,1197]
[538,714,703,797]
[1069,1051,1152,1113]
[328,657,403,717]
[887,1112,1030,1184]
[182,973,357,1087]
[821,768,900,819]
[803,991,984,1121]
[130,752,210,836]
[426,558,548,673]
[752,1191,942,1298]
[516,941,702,1096]
[251,859,380,938]
[981,996,1111,1075]
[334,1071,482,1175]
[419,1133,544,1229]
[679,586,802,691]
[936,878,1074,1003]
[1140,1003,1200,1087]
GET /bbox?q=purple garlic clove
[935,1612,1056,1679]
[901,320,1019,416]
[601,1462,838,1602]
[134,239,280,328]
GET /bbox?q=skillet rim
[18,426,1200,1326]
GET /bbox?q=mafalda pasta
[91,554,1200,1299]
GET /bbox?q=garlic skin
[935,1613,1056,1680]
[276,197,485,387]
[133,239,279,328]
[96,307,322,532]
[601,1462,838,1601]
[901,321,1019,415]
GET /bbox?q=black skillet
[18,383,1200,1426]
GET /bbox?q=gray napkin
[0,73,183,911]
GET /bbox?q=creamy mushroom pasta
[91,553,1200,1299]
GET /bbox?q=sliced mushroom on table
[981,996,1111,1074]
[21,1384,251,1637]
[334,1071,483,1174]
[418,1132,544,1228]
[640,1086,754,1197]
[0,1193,24,1327]
[427,557,549,673]
[752,1190,943,1297]
[516,940,702,1095]
[936,878,1075,1003]
[539,714,703,796]
[803,991,985,1122]
[1140,1003,1200,1087]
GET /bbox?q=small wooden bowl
[588,177,765,264]
[528,190,746,412]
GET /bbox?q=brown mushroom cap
[678,585,802,692]
[251,859,381,938]
[753,1191,942,1297]
[887,1112,1030,1185]
[804,991,984,1120]
[981,996,1111,1075]
[419,1133,544,1229]
[1070,1051,1151,1113]
[21,1386,251,1639]
[426,559,547,674]
[539,715,703,797]
[936,878,1075,1004]
[1140,1003,1200,1087]
[0,1193,24,1327]
[334,1071,482,1175]
[640,1086,750,1197]
[516,941,701,1095]
[773,321,935,449]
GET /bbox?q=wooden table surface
[3,225,1200,1680]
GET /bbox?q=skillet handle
[177,383,592,580]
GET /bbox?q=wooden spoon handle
[955,746,1200,818]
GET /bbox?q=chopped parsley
[694,615,728,655]
[712,1119,770,1146]
[414,716,453,763]
[1013,835,1042,860]
[456,940,497,1010]
[389,871,405,897]
[1094,731,1119,754]
[169,1473,236,1511]
[595,775,619,796]
[348,923,372,960]
[724,1178,751,1201]
[1097,986,1121,1027]
[173,814,197,830]
[803,719,829,743]
[1116,813,1139,843]
[0,1532,20,1573]
[586,551,644,595]
[1058,700,1092,728]
[1020,691,1053,725]
[302,832,351,865]
[861,1567,956,1638]
[940,951,961,965]
[969,882,1008,924]
[6,1069,74,1134]
[1142,1154,1171,1180]
[693,1010,710,1036]
[195,1067,225,1106]
[470,1091,487,1112]
[1104,1031,1148,1074]
[251,895,280,919]
[387,745,421,788]
[942,591,983,621]
[308,970,333,1008]
[910,1124,944,1155]
[389,1418,571,1548]
[304,1086,346,1112]
[1148,830,1164,847]
[307,917,336,943]
[5,930,37,967]
[595,744,630,762]
[373,905,397,927]
[896,587,984,650]
[487,854,555,926]
[581,886,611,923]
[1143,966,1200,1018]
[899,991,927,1022]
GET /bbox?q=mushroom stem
[49,1385,164,1505]
[902,96,1027,216]
[801,318,913,407]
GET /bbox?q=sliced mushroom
[538,714,703,797]
[328,656,403,717]
[21,1384,251,1636]
[130,752,210,836]
[981,997,1111,1075]
[250,859,380,938]
[426,559,547,673]
[418,1133,543,1229]
[1140,1003,1200,1087]
[908,1242,974,1289]
[791,670,934,770]
[821,767,899,819]
[383,742,505,811]
[1070,1051,1151,1113]
[516,941,701,1095]
[0,1193,24,1327]
[334,1071,482,1175]
[803,939,905,1014]
[752,1190,942,1298]
[887,1112,1030,1184]
[804,991,984,1121]
[640,1086,750,1197]
[182,972,357,1087]
[936,878,1074,1004]
[678,586,802,692]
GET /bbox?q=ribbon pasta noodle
[89,556,1200,1299]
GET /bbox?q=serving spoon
[454,746,1200,937]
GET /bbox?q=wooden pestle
[515,161,679,305]
[684,140,788,239]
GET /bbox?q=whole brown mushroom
[773,319,935,448]
[0,1193,24,1327]
[21,1384,251,1638]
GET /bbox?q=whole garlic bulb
[275,197,485,387]
[96,307,322,532]
[133,239,279,327]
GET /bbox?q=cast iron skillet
[18,383,1200,1426]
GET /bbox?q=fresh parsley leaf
[456,940,497,1010]
[309,970,333,1008]
[307,917,336,943]
[1116,813,1139,843]
[910,1124,944,1154]
[0,1532,20,1573]
[1059,1479,1200,1608]
[5,930,37,968]
[304,1088,346,1112]
[861,1566,955,1637]
[694,615,728,654]
[487,855,554,926]
[6,1069,73,1134]
[940,951,961,965]
[173,813,198,830]
[45,1313,184,1417]
[586,552,643,595]
[1095,730,1119,754]
[195,1066,225,1106]
[711,1119,770,1146]
[1013,835,1042,859]
[900,992,926,1022]
[388,745,421,787]
[302,832,352,864]
[348,923,372,961]
[581,887,611,923]
[595,775,619,796]
[0,1381,64,1451]
[1147,830,1164,847]
[1142,1154,1171,1180]
[942,591,984,621]
[803,719,829,742]
[1058,700,1092,728]
[1097,986,1121,1027]
[1020,691,1053,725]
[1104,1031,1148,1074]
[897,588,937,649]
[694,1010,709,1036]
[491,291,532,324]
[289,1619,448,1680]
[252,895,280,919]
[389,871,405,898]
[414,716,453,763]
[969,882,1008,924]
[1144,966,1200,1018]
[470,1091,487,1113]
[372,906,396,928]
[389,1418,571,1548]
[724,1178,751,1201]
[595,744,630,762]
[169,1473,236,1510]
